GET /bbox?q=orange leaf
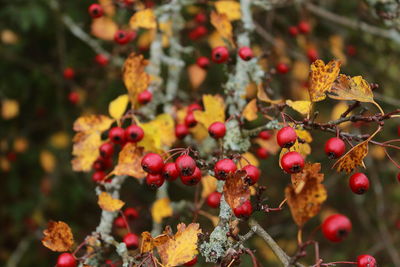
[242,99,258,121]
[223,170,251,210]
[257,84,284,104]
[210,11,234,46]
[333,139,369,173]
[42,221,74,252]
[113,143,146,178]
[129,9,157,29]
[188,64,207,89]
[99,0,115,16]
[91,17,118,41]
[308,59,341,102]
[98,192,125,212]
[140,231,171,254]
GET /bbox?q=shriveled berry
[137,90,152,105]
[88,4,104,18]
[214,158,237,180]
[357,254,377,267]
[325,137,346,159]
[92,171,106,182]
[114,216,127,228]
[123,233,139,249]
[141,153,164,174]
[238,46,253,61]
[242,165,260,185]
[280,151,304,173]
[99,142,114,158]
[322,214,352,242]
[125,125,144,143]
[175,155,196,176]
[175,124,189,139]
[146,173,164,188]
[185,112,197,128]
[196,56,210,69]
[233,200,252,218]
[184,256,198,266]
[162,162,179,181]
[258,130,272,140]
[57,253,77,267]
[180,167,202,186]
[206,192,222,208]
[256,147,269,159]
[208,122,226,139]
[124,207,138,219]
[109,127,126,144]
[277,126,297,148]
[276,62,289,74]
[349,173,370,194]
[211,46,229,63]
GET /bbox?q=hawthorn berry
[123,0,134,6]
[297,21,311,34]
[56,253,77,267]
[357,255,377,267]
[184,112,197,128]
[211,46,229,64]
[307,48,319,62]
[125,125,144,143]
[187,103,202,112]
[258,130,272,140]
[233,200,252,218]
[242,165,260,185]
[324,137,346,159]
[256,147,269,159]
[92,171,106,182]
[88,4,104,18]
[398,172,400,183]
[137,90,152,105]
[175,124,189,139]
[114,30,135,45]
[162,162,179,181]
[206,192,222,208]
[95,54,109,66]
[195,12,207,24]
[114,216,127,228]
[184,256,198,266]
[99,142,114,158]
[63,67,75,80]
[123,233,139,249]
[276,62,289,74]
[277,126,297,148]
[175,155,196,176]
[189,25,208,40]
[93,157,113,171]
[68,91,79,105]
[238,46,254,61]
[180,166,202,185]
[109,127,126,144]
[288,26,299,36]
[141,153,164,174]
[146,173,165,188]
[322,214,352,242]
[214,158,237,180]
[196,56,210,69]
[124,207,139,219]
[208,122,226,139]
[349,173,370,194]
[347,45,357,57]
[105,259,117,267]
[280,151,304,173]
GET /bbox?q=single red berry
[297,21,311,34]
[195,12,207,24]
[208,122,226,139]
[288,26,299,36]
[124,207,139,219]
[114,216,127,228]
[88,4,104,18]
[56,253,77,267]
[185,112,197,128]
[95,54,109,66]
[180,166,202,185]
[93,157,113,171]
[397,172,400,183]
[214,158,237,180]
[280,151,304,173]
[141,153,164,174]
[175,155,196,176]
[322,214,352,242]
[123,0,135,6]
[92,171,106,182]
[93,159,104,171]
[102,157,113,170]
[189,25,208,40]
[144,0,154,8]
[99,142,114,158]
[211,46,229,63]
[109,127,126,144]
[233,200,252,218]
[258,130,272,140]
[238,46,254,61]
[242,165,260,185]
[256,147,269,159]
[324,137,346,159]
[175,124,189,139]
[114,30,134,45]
[196,56,210,69]
[347,45,357,57]
[137,90,152,105]
[105,259,117,267]
[357,255,377,267]
[349,173,370,194]
[276,62,289,74]
[162,162,180,181]
[68,91,79,105]
[187,103,202,112]
[123,233,139,249]
[277,126,297,148]
[184,256,198,266]
[63,67,75,80]
[125,125,144,143]
[307,48,319,62]
[146,173,165,188]
[206,192,222,208]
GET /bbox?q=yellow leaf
[333,139,369,173]
[156,223,202,267]
[42,221,74,252]
[210,11,234,46]
[140,231,171,254]
[208,31,226,48]
[237,152,259,168]
[130,9,157,29]
[188,64,207,89]
[201,175,218,198]
[113,143,146,178]
[193,94,225,129]
[138,114,176,152]
[50,131,70,149]
[151,197,173,223]
[330,35,346,65]
[279,141,311,169]
[98,192,125,212]
[1,99,19,119]
[13,137,28,153]
[99,0,115,16]
[73,115,114,133]
[190,124,209,142]
[214,1,241,21]
[257,84,284,104]
[328,75,374,103]
[308,59,341,102]
[292,61,310,82]
[331,102,352,130]
[1,29,19,44]
[40,150,56,173]
[242,99,258,121]
[286,100,312,115]
[108,94,129,121]
[295,128,313,143]
[91,17,118,41]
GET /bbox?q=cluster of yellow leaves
[71,115,114,172]
[130,9,157,29]
[42,221,74,252]
[285,163,327,227]
[112,143,146,178]
[108,94,129,121]
[151,197,173,223]
[214,1,241,21]
[193,94,225,129]
[98,192,125,212]
[210,11,234,46]
[223,170,250,210]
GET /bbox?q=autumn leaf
[328,74,374,103]
[40,150,56,173]
[223,170,251,211]
[254,131,281,156]
[108,94,129,121]
[308,59,341,102]
[151,197,173,223]
[99,0,115,16]
[333,139,369,173]
[1,99,19,119]
[188,64,207,89]
[113,143,146,178]
[193,94,225,129]
[156,223,202,267]
[130,9,157,29]
[242,99,258,121]
[201,175,218,198]
[98,192,125,212]
[257,84,284,104]
[210,11,234,46]
[140,231,171,254]
[329,35,346,65]
[279,140,311,169]
[237,152,259,168]
[286,100,312,116]
[91,17,118,40]
[215,1,241,21]
[42,221,74,252]
[73,115,114,133]
[285,163,327,227]
[208,31,226,48]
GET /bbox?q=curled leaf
[329,75,374,103]
[98,192,125,212]
[42,221,74,252]
[113,143,146,178]
[333,139,369,173]
[188,64,206,89]
[223,170,250,210]
[308,59,341,102]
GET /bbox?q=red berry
[88,4,104,18]
[276,62,289,74]
[99,142,114,158]
[123,233,139,249]
[184,112,197,128]
[357,255,377,267]
[105,259,117,267]
[124,207,138,219]
[180,166,202,186]
[6,151,17,162]
[114,30,135,45]
[56,253,77,267]
[277,126,297,148]
[137,90,152,105]
[349,173,370,194]
[175,155,196,176]
[324,137,346,159]
[162,162,180,181]
[184,256,198,266]
[307,48,319,62]
[214,158,237,180]
[196,56,210,69]
[397,172,400,183]
[322,214,352,242]
[63,67,75,80]
[93,157,113,171]
[123,0,135,6]
[208,122,226,139]
[68,91,79,105]
[258,130,272,140]
[189,25,208,40]
[125,125,144,143]
[238,46,254,61]
[242,165,260,185]
[346,45,357,57]
[206,192,222,208]
[92,171,106,182]
[146,173,165,188]
[233,200,252,218]
[141,153,164,174]
[288,26,299,36]
[256,147,269,159]
[187,103,202,112]
[175,124,189,139]
[195,12,207,24]
[211,46,229,63]
[297,21,311,34]
[114,216,127,228]
[280,151,304,173]
[95,54,109,66]
[109,127,126,144]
